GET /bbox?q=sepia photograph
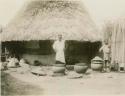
[0,0,125,96]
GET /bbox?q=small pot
[52,64,65,73]
[91,56,103,71]
[91,63,103,71]
[74,63,88,74]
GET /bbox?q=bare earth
[1,67,125,96]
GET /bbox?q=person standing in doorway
[99,41,111,72]
[53,34,65,64]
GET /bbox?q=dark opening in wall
[2,40,101,65]
[65,41,101,65]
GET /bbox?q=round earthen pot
[52,64,65,73]
[91,63,103,71]
[91,56,103,71]
[74,63,88,74]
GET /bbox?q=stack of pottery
[74,63,88,74]
[91,56,103,71]
[52,64,65,76]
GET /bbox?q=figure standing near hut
[53,34,66,64]
[99,41,111,72]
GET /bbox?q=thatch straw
[1,0,101,42]
[110,18,125,65]
[103,18,125,65]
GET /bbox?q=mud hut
[1,0,102,65]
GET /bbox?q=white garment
[53,40,65,63]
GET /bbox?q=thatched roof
[1,0,101,42]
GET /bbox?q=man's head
[58,34,62,41]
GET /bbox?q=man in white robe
[53,34,65,64]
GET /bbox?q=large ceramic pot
[52,64,65,73]
[91,56,103,71]
[74,63,88,74]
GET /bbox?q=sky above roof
[0,0,125,27]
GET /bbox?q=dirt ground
[1,67,125,96]
[1,71,43,96]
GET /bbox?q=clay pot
[52,64,65,73]
[91,56,103,71]
[74,63,88,74]
[91,63,103,71]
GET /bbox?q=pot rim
[75,65,88,67]
[75,63,87,66]
[91,63,103,64]
[53,64,65,67]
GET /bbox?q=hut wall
[3,41,101,66]
[22,41,101,66]
[22,54,55,65]
[22,53,90,65]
